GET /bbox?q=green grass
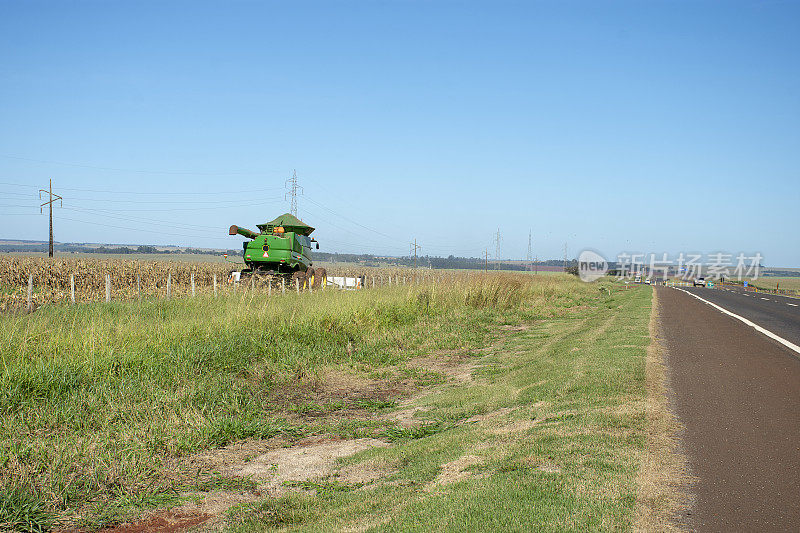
[1,273,589,529]
[0,274,650,531]
[0,484,52,533]
[224,282,652,532]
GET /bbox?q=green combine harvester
[229,213,325,288]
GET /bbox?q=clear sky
[1,1,798,265]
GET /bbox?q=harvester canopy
[256,213,315,236]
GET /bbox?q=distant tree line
[0,243,240,256]
[1,242,586,271]
[315,252,574,271]
[762,269,800,277]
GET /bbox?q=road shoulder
[634,287,692,532]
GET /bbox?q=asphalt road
[657,286,800,532]
[680,285,800,348]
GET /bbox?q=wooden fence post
[213,274,218,297]
[296,279,300,295]
[137,274,141,300]
[27,274,32,311]
[268,281,271,297]
[191,272,195,298]
[105,274,110,302]
[282,278,285,295]
[167,273,171,300]
[70,274,75,304]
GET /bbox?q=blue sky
[1,1,798,265]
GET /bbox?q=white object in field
[328,276,363,289]
[229,271,241,283]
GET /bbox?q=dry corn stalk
[0,257,233,309]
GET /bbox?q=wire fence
[0,257,476,312]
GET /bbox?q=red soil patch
[98,510,211,533]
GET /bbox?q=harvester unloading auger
[228,213,326,289]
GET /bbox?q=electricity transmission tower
[563,242,568,271]
[526,230,533,272]
[285,170,303,216]
[39,179,62,258]
[410,239,421,269]
[484,250,489,272]
[494,228,502,270]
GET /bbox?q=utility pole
[285,169,303,216]
[563,242,568,271]
[39,179,62,258]
[494,228,501,270]
[526,230,533,272]
[410,239,421,269]
[484,250,489,272]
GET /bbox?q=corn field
[0,257,234,310]
[0,256,466,311]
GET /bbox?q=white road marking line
[761,297,770,300]
[789,303,798,307]
[674,288,800,356]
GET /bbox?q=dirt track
[657,286,800,531]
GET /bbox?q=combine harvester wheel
[291,270,308,290]
[314,267,327,289]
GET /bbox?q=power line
[61,206,223,232]
[52,213,232,242]
[303,194,406,245]
[0,191,37,197]
[526,230,532,271]
[1,154,280,175]
[410,239,421,269]
[494,228,502,270]
[303,174,468,255]
[285,170,302,216]
[56,196,284,204]
[0,181,38,189]
[301,206,399,249]
[4,177,499,259]
[1,199,284,213]
[58,198,283,213]
[39,179,62,257]
[318,237,401,255]
[0,180,283,195]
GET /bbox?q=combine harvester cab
[229,213,325,288]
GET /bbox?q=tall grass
[0,273,602,529]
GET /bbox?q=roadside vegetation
[0,273,655,531]
[748,276,800,292]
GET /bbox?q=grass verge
[1,273,602,530]
[222,281,657,532]
[633,287,691,532]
